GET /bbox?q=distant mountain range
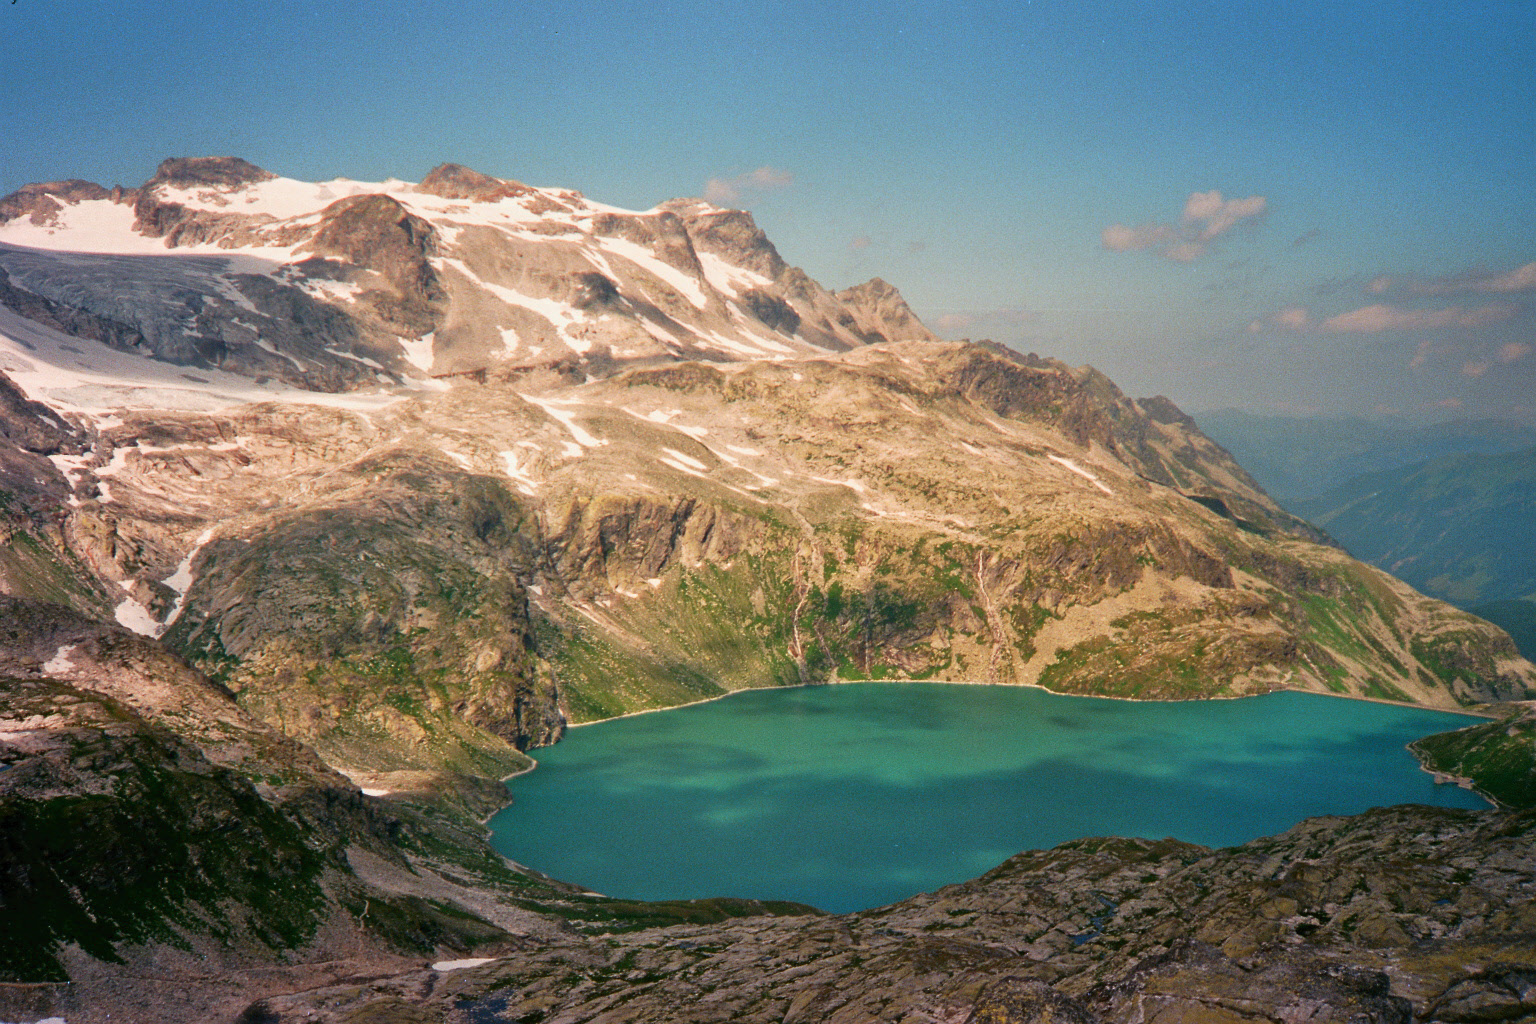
[1195,409,1536,506]
[1290,446,1536,607]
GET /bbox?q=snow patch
[114,596,161,637]
[661,447,707,471]
[42,644,76,675]
[696,250,771,297]
[811,475,868,494]
[440,447,473,469]
[161,527,216,628]
[638,317,680,345]
[1046,454,1114,496]
[439,258,593,354]
[521,395,607,447]
[361,788,391,797]
[324,346,384,369]
[499,450,540,496]
[398,333,435,374]
[594,235,709,308]
[47,452,94,506]
[299,277,363,304]
[433,958,496,972]
[254,337,308,372]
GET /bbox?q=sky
[3,0,1533,422]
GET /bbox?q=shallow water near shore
[488,685,1486,913]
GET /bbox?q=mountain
[0,157,934,394]
[2,158,1535,1018]
[1194,409,1536,507]
[1291,447,1536,608]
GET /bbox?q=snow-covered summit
[0,157,936,396]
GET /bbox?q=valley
[0,159,1533,1023]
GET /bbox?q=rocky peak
[417,162,531,202]
[311,193,437,261]
[0,179,113,226]
[659,199,788,281]
[131,157,289,246]
[147,155,275,189]
[307,193,444,338]
[836,276,938,344]
[1138,394,1198,428]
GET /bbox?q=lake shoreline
[485,678,1498,828]
[486,680,1496,912]
[555,680,1499,813]
[562,677,1497,731]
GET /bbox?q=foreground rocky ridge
[247,803,1536,1024]
[2,602,1532,1021]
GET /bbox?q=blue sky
[3,0,1533,421]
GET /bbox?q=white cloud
[1369,261,1536,297]
[1246,306,1313,332]
[1479,262,1536,293]
[1414,261,1536,296]
[703,166,794,204]
[1460,341,1531,378]
[1321,302,1516,333]
[934,307,1041,337]
[1102,190,1267,262]
[1183,190,1268,240]
[1272,306,1311,330]
[1101,222,1179,253]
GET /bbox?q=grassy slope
[1410,708,1536,809]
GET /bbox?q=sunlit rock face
[0,156,934,391]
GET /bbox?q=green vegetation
[0,687,331,982]
[1411,712,1536,809]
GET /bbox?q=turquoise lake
[487,684,1487,913]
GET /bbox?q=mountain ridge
[1,156,1534,1019]
[0,156,938,395]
